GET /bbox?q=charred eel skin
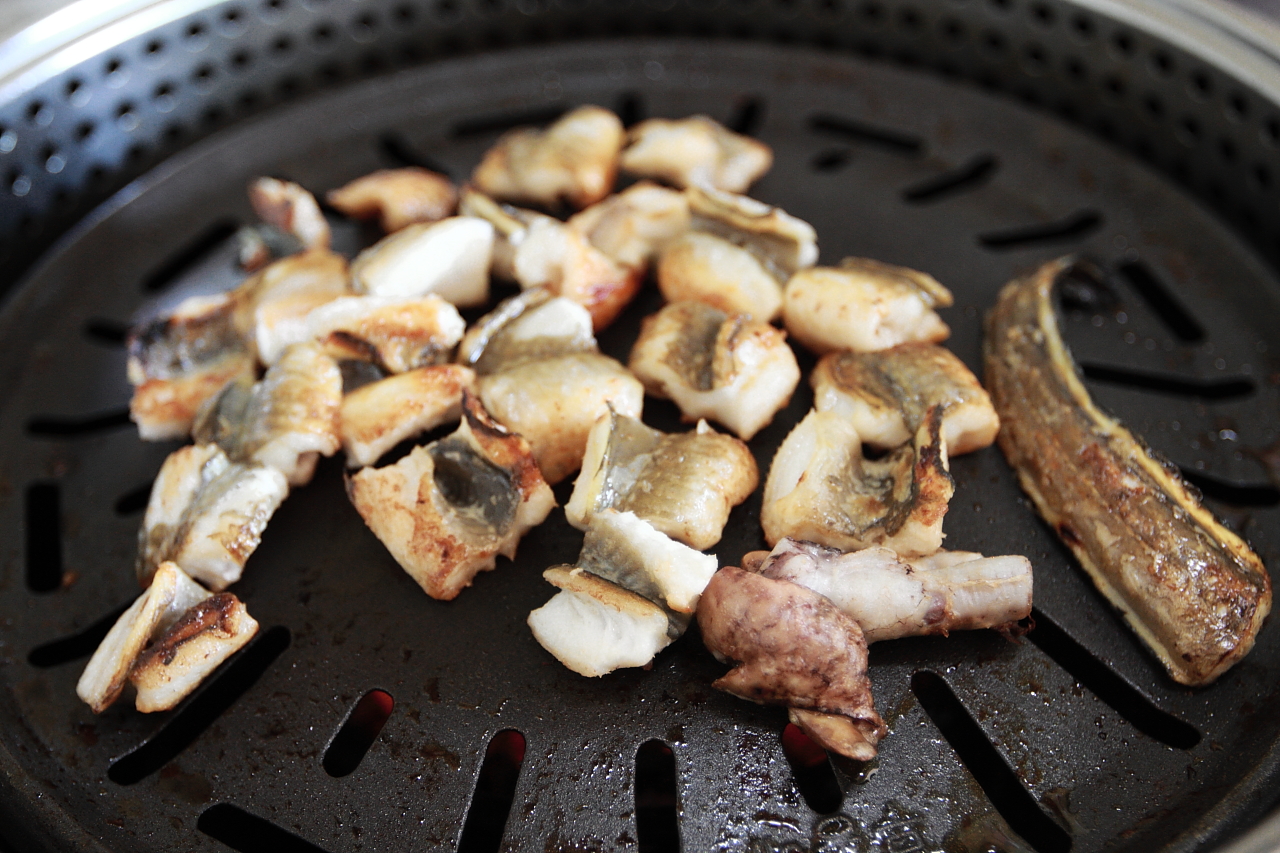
[983,256,1271,686]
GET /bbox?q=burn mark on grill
[197,803,332,853]
[902,154,998,203]
[808,113,924,156]
[27,408,133,437]
[726,96,765,137]
[615,91,645,127]
[323,689,395,777]
[140,219,239,293]
[1025,610,1200,749]
[83,318,129,346]
[377,132,453,178]
[26,483,63,593]
[108,626,291,785]
[457,729,526,853]
[780,723,843,815]
[811,148,853,172]
[977,210,1102,249]
[114,481,153,516]
[451,106,568,139]
[1079,363,1254,401]
[1115,259,1206,343]
[28,601,132,667]
[1175,469,1280,508]
[635,739,682,850]
[911,671,1073,853]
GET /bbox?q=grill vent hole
[809,112,924,155]
[635,739,682,852]
[140,218,240,292]
[910,671,1073,853]
[615,90,645,127]
[457,729,526,853]
[377,132,453,177]
[108,625,292,785]
[25,483,63,593]
[901,153,998,202]
[1079,363,1253,401]
[322,689,395,777]
[1115,259,1205,342]
[1025,611,1201,749]
[811,148,852,171]
[976,209,1101,249]
[197,803,332,852]
[780,722,843,814]
[451,105,568,138]
[26,408,132,437]
[725,95,765,136]
[28,602,132,667]
[114,481,154,516]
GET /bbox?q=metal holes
[635,739,681,852]
[108,626,292,785]
[1078,364,1253,402]
[82,317,129,346]
[725,95,766,136]
[457,729,526,853]
[1026,612,1200,749]
[1115,259,1204,343]
[28,602,133,667]
[976,209,1102,249]
[911,671,1073,853]
[322,689,395,777]
[140,219,240,292]
[779,723,843,814]
[25,483,63,593]
[114,481,154,516]
[198,803,333,853]
[809,112,924,155]
[26,409,132,438]
[901,153,998,202]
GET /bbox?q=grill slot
[725,95,766,137]
[1079,364,1255,401]
[107,626,292,785]
[1116,259,1206,344]
[780,723,844,815]
[902,153,1000,203]
[457,730,526,853]
[809,113,925,155]
[197,803,331,853]
[322,689,395,778]
[377,132,453,178]
[27,602,132,668]
[113,482,152,516]
[82,319,129,347]
[977,210,1104,249]
[26,409,132,438]
[911,670,1074,853]
[1177,470,1280,508]
[140,220,241,294]
[635,739,682,853]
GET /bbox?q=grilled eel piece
[984,256,1271,686]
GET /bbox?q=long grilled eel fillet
[983,256,1271,686]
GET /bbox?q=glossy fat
[476,353,644,485]
[304,293,465,374]
[812,344,998,455]
[984,256,1272,686]
[762,407,954,556]
[345,394,555,600]
[340,364,475,468]
[784,258,952,355]
[567,412,758,550]
[620,116,773,193]
[629,300,800,440]
[325,167,458,233]
[696,567,886,760]
[130,592,258,713]
[471,105,625,210]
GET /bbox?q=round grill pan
[4,2,1280,851]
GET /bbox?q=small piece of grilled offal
[762,406,954,556]
[346,394,555,600]
[697,567,887,762]
[984,257,1271,686]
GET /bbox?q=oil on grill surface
[2,41,1280,853]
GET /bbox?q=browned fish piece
[984,256,1272,686]
[326,167,458,233]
